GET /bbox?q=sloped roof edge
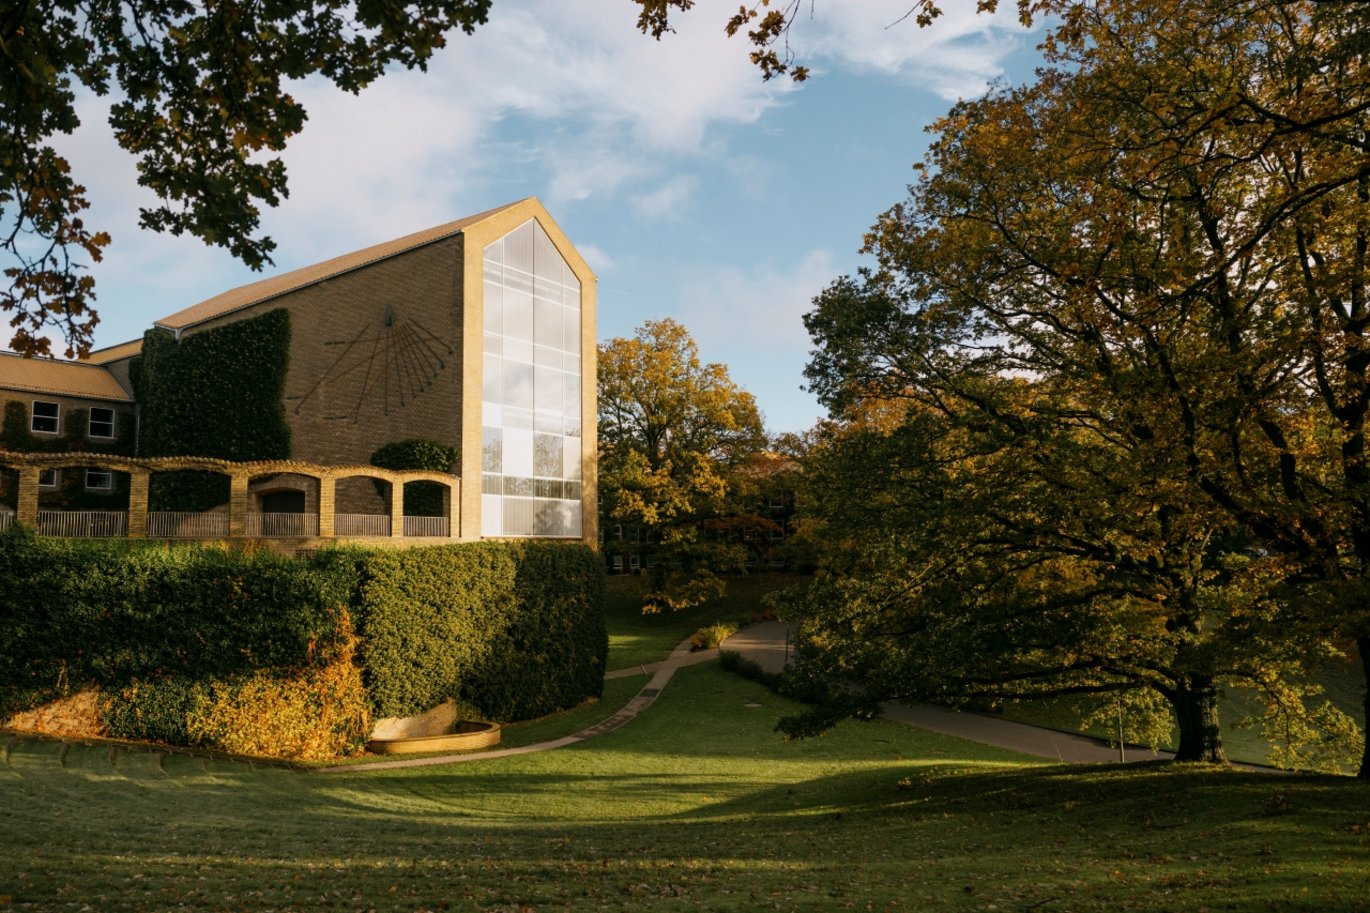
[154,198,535,332]
[0,352,134,403]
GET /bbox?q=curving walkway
[316,639,719,773]
[318,619,1172,774]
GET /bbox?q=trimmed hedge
[353,540,607,720]
[0,530,606,757]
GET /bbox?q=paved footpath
[725,620,1172,765]
[317,639,719,773]
[317,621,1168,773]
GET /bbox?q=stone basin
[365,719,501,755]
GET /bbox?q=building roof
[155,198,531,332]
[82,339,143,364]
[0,352,133,403]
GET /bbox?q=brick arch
[0,450,460,542]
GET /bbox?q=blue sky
[59,0,1044,433]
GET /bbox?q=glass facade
[481,220,583,537]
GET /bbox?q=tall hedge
[0,531,607,756]
[0,528,355,709]
[353,540,606,720]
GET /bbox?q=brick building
[0,197,598,544]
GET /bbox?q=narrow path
[315,639,717,773]
[317,620,1172,773]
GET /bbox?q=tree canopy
[793,0,1370,773]
[598,318,766,611]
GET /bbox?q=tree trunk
[1170,676,1227,763]
[1359,636,1370,779]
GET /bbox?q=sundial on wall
[288,305,455,422]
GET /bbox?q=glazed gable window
[31,400,59,434]
[89,407,115,439]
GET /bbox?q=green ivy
[0,401,138,509]
[132,309,292,510]
[370,438,456,517]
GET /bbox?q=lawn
[5,663,1370,912]
[603,572,803,670]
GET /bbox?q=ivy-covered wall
[131,308,292,510]
[0,401,137,509]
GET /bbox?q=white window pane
[482,495,502,536]
[506,222,534,274]
[483,355,502,404]
[482,426,502,473]
[535,365,561,414]
[504,288,533,342]
[483,333,501,355]
[483,280,502,334]
[504,337,533,365]
[483,237,503,264]
[503,428,534,477]
[534,345,560,368]
[563,260,580,303]
[564,353,581,375]
[535,298,560,348]
[562,307,580,356]
[534,433,562,478]
[503,498,536,536]
[562,372,580,417]
[504,361,533,410]
[565,441,582,480]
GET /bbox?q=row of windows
[37,468,113,491]
[29,401,117,439]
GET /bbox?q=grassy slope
[6,664,1370,912]
[603,573,804,670]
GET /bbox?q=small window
[38,469,60,489]
[31,401,59,434]
[89,407,115,439]
[85,469,112,491]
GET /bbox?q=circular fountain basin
[365,720,501,755]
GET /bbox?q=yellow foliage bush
[185,636,370,760]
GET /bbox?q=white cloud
[576,243,617,274]
[791,0,1030,100]
[632,175,699,220]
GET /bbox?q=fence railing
[146,511,230,539]
[246,512,320,538]
[403,515,449,538]
[36,510,128,538]
[0,511,12,532]
[335,513,392,537]
[13,509,452,540]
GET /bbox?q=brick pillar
[127,469,149,538]
[229,472,249,537]
[390,479,404,537]
[318,475,335,538]
[16,467,39,530]
[446,479,459,538]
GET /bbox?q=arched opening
[334,474,393,538]
[248,473,319,538]
[146,467,232,538]
[401,479,451,537]
[31,463,131,537]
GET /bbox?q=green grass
[6,663,1370,912]
[604,573,802,670]
[997,658,1367,771]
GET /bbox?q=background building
[0,197,597,544]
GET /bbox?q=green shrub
[355,540,606,721]
[369,438,456,517]
[1,531,606,753]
